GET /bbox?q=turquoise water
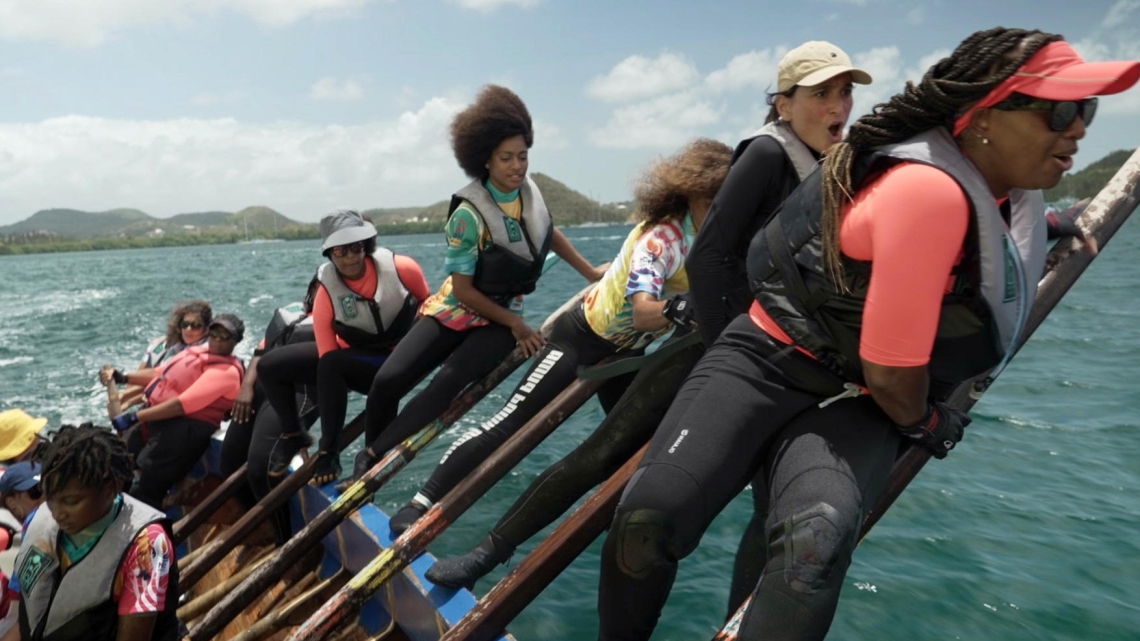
[2,225,1138,640]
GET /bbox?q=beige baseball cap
[777,41,873,92]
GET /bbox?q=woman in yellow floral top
[337,85,604,490]
[389,139,733,538]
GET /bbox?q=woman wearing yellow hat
[0,410,47,464]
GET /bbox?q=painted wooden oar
[713,145,1140,641]
[172,412,368,546]
[284,359,624,641]
[443,442,647,641]
[172,464,246,545]
[229,570,351,641]
[187,285,590,641]
[438,337,706,641]
[177,546,274,622]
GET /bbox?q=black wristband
[112,369,128,384]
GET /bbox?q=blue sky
[1,0,1137,224]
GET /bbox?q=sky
[0,0,1138,224]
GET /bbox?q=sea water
[1,224,1138,640]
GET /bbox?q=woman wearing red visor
[596,28,1140,641]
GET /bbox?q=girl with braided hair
[8,424,180,641]
[596,28,1140,641]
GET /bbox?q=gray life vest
[747,127,1046,393]
[316,247,418,350]
[739,119,820,182]
[449,177,554,302]
[16,495,179,641]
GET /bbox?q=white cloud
[309,76,367,102]
[587,53,701,103]
[704,48,787,94]
[588,91,721,149]
[453,0,538,9]
[0,0,378,46]
[850,46,902,118]
[1102,0,1140,29]
[0,97,469,221]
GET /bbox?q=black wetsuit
[258,343,387,452]
[686,132,814,612]
[487,333,703,548]
[412,307,637,508]
[597,317,901,641]
[361,316,520,457]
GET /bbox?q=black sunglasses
[208,329,234,341]
[330,242,365,258]
[180,320,204,329]
[992,93,1097,132]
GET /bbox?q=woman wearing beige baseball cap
[682,40,871,617]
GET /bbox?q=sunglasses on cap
[208,329,235,341]
[180,320,204,330]
[329,242,365,258]
[992,93,1098,132]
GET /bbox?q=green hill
[0,208,151,238]
[1045,149,1132,202]
[0,172,633,254]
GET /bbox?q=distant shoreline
[0,220,627,256]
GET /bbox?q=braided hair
[819,27,1061,287]
[36,423,133,497]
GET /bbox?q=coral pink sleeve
[394,255,430,303]
[312,286,340,358]
[178,367,241,415]
[840,162,969,367]
[115,524,173,615]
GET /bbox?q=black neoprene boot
[335,449,376,493]
[389,501,429,535]
[425,531,515,589]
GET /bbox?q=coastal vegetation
[2,151,1128,256]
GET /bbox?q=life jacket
[144,345,244,427]
[15,495,179,641]
[718,121,819,317]
[747,127,1046,393]
[448,177,553,303]
[143,336,204,369]
[259,302,315,355]
[316,247,418,350]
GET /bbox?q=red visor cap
[953,41,1140,135]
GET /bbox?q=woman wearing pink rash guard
[596,28,1140,641]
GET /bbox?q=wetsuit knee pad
[610,508,678,580]
[767,502,851,594]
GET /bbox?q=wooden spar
[177,546,274,622]
[443,442,647,641]
[229,570,351,641]
[713,146,1140,641]
[172,464,245,545]
[173,412,369,546]
[187,286,591,641]
[102,365,122,418]
[284,366,619,641]
[440,335,707,641]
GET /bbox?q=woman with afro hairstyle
[9,424,180,641]
[596,28,1139,641]
[423,138,732,586]
[337,85,605,490]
